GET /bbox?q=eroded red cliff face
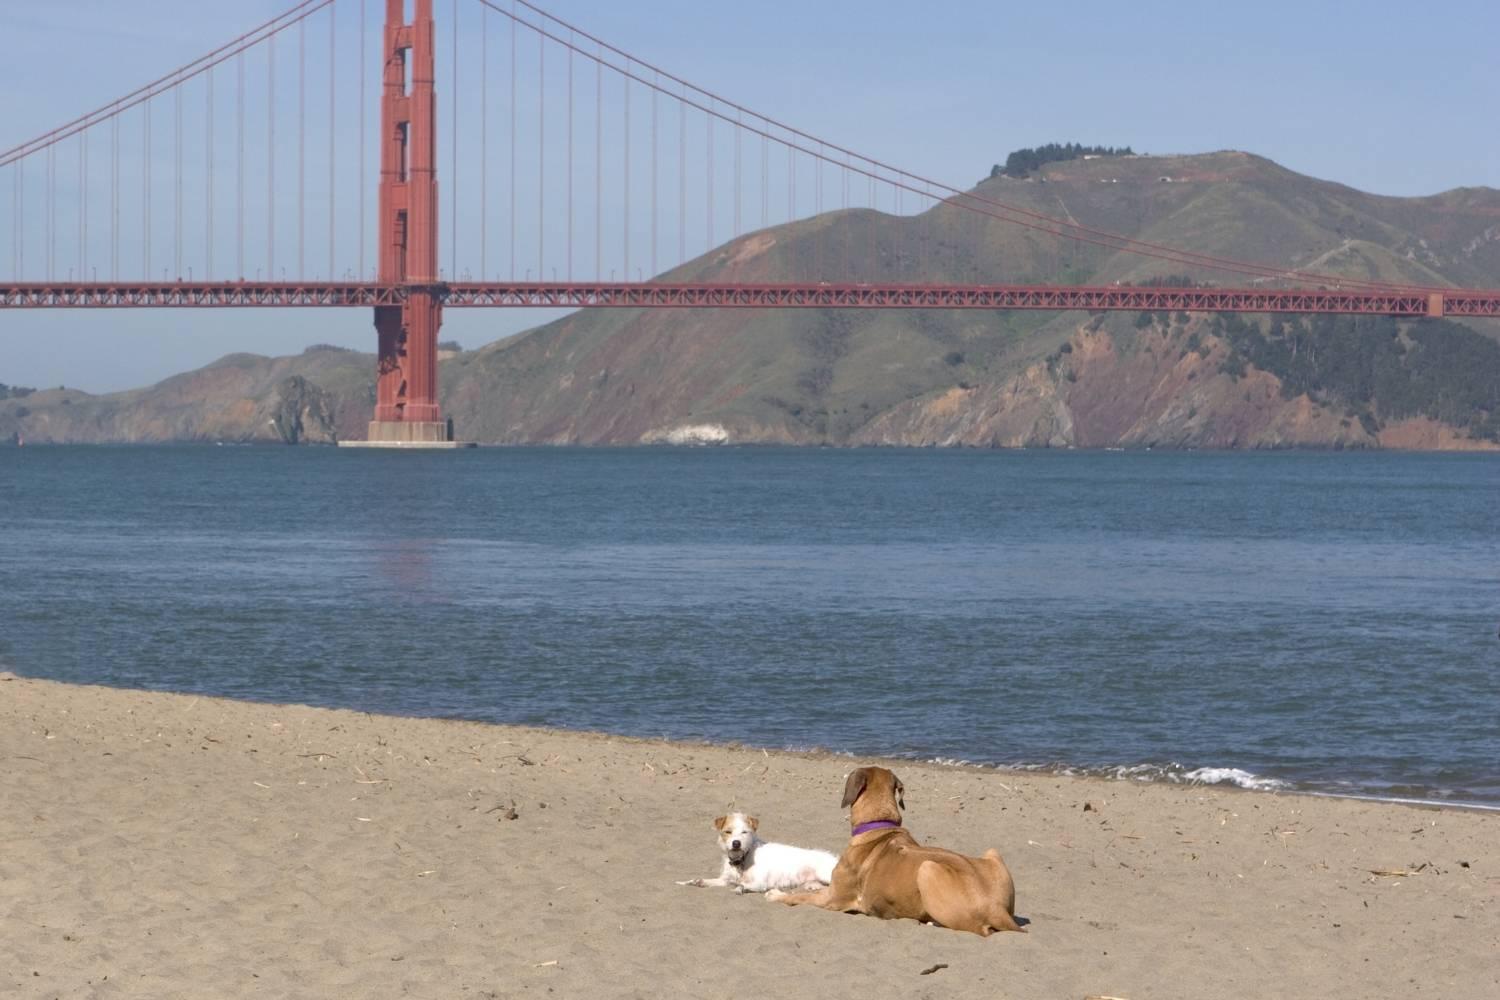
[849,318,1496,451]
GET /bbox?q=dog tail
[985,905,1025,934]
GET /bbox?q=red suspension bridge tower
[368,0,452,446]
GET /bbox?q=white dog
[677,813,838,894]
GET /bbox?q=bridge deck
[3,282,1494,317]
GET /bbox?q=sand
[2,673,1495,999]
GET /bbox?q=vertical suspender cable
[650,79,656,278]
[567,38,573,282]
[734,113,740,240]
[328,0,336,279]
[538,28,544,278]
[44,143,51,279]
[678,95,684,268]
[594,44,601,280]
[896,180,903,280]
[47,144,53,277]
[207,67,214,280]
[53,142,60,278]
[46,143,52,279]
[174,85,181,278]
[817,152,826,280]
[840,156,852,281]
[786,142,798,223]
[142,103,149,279]
[510,4,516,280]
[912,183,924,282]
[111,114,118,280]
[787,143,793,225]
[816,142,828,280]
[18,158,25,280]
[79,133,86,281]
[10,163,17,280]
[452,0,459,277]
[706,109,712,254]
[10,164,17,280]
[268,35,276,280]
[480,7,488,279]
[849,157,856,280]
[237,52,245,278]
[360,0,367,278]
[622,62,629,281]
[299,18,306,276]
[761,128,767,232]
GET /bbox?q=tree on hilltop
[990,143,1136,179]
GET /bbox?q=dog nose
[731,840,741,850]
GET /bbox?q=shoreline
[1300,791,1500,814]
[12,671,1497,814]
[4,673,1495,999]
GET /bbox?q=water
[2,445,1497,806]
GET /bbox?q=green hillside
[5,150,1499,448]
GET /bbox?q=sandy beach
[2,673,1494,999]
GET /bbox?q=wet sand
[2,673,1495,999]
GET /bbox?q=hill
[5,150,1499,449]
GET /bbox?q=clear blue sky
[3,0,1497,393]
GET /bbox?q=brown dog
[767,766,1022,936]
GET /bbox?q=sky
[2,0,1497,393]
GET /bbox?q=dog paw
[764,889,787,902]
[676,879,705,888]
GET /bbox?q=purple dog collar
[851,820,901,836]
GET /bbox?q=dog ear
[894,775,905,811]
[841,768,869,809]
[713,815,728,831]
[747,816,759,831]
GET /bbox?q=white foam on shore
[791,747,1499,811]
[1179,766,1291,792]
[1088,762,1290,791]
[926,758,1293,793]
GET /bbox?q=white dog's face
[713,812,759,864]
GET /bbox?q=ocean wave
[927,756,975,768]
[922,758,1293,793]
[1178,766,1291,792]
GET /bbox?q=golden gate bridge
[3,0,1497,444]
